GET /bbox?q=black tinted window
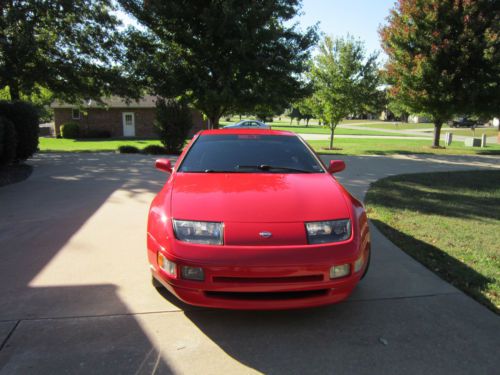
[179,134,324,173]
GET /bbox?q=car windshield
[179,134,324,173]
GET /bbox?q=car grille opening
[205,289,328,301]
[212,275,324,284]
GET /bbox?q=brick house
[51,96,207,137]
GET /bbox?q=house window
[72,108,81,120]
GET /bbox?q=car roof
[199,128,295,136]
[237,120,265,123]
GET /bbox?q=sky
[117,0,396,57]
[296,0,396,56]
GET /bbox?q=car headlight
[172,219,223,245]
[305,219,351,244]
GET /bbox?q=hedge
[142,144,168,155]
[0,116,18,166]
[0,101,39,161]
[118,145,140,154]
[60,122,80,139]
[154,99,193,154]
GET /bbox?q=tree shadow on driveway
[0,153,175,373]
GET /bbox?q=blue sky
[296,0,396,56]
[117,1,396,56]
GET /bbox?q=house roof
[50,95,158,109]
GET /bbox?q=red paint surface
[148,129,370,310]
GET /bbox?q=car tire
[151,275,164,290]
[361,251,371,280]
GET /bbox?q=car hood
[170,173,350,223]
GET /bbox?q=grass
[448,128,499,137]
[344,122,437,130]
[307,138,500,155]
[270,125,412,137]
[365,170,500,313]
[220,117,390,127]
[38,136,500,155]
[39,138,163,152]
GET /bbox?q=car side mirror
[327,160,346,174]
[155,158,172,173]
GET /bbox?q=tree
[380,0,500,147]
[154,99,193,154]
[0,0,133,102]
[253,103,286,123]
[387,96,410,122]
[286,107,302,125]
[309,36,379,149]
[295,97,315,126]
[120,0,318,128]
[0,86,53,123]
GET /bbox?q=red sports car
[148,129,370,310]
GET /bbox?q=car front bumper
[148,236,370,310]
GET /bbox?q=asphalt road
[0,153,499,374]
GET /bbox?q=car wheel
[361,251,371,280]
[151,275,164,290]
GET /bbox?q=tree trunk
[330,125,335,149]
[8,81,20,101]
[290,117,293,125]
[209,116,220,129]
[432,120,443,147]
[306,118,310,127]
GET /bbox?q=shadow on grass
[477,149,500,155]
[363,150,434,156]
[72,137,158,142]
[365,170,500,221]
[370,219,498,314]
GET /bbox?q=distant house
[51,96,207,137]
[408,114,431,124]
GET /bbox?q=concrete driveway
[0,153,499,374]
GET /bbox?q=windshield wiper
[236,164,313,173]
[185,169,246,173]
[202,169,235,173]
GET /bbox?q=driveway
[0,153,499,374]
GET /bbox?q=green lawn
[271,125,411,137]
[448,128,499,137]
[343,122,437,130]
[365,170,500,313]
[39,138,162,152]
[220,117,389,127]
[39,135,500,156]
[308,138,500,155]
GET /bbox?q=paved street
[0,152,499,374]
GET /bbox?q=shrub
[154,98,193,154]
[85,129,111,138]
[141,144,168,155]
[0,101,39,161]
[118,145,140,154]
[60,122,80,139]
[0,116,17,166]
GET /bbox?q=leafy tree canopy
[0,0,134,102]
[380,0,500,146]
[120,0,318,128]
[309,35,380,148]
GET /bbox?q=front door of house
[122,112,135,137]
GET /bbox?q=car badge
[259,231,272,238]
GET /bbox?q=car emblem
[259,231,272,238]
